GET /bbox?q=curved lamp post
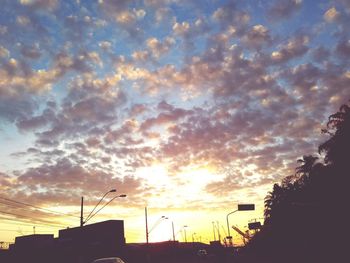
[183,225,188,242]
[80,189,126,226]
[226,204,255,246]
[212,221,217,241]
[172,221,176,242]
[146,215,168,243]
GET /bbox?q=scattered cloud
[0,0,349,224]
[324,7,340,22]
[267,0,302,21]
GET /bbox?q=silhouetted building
[0,248,10,263]
[9,220,125,263]
[58,220,125,263]
[13,234,54,251]
[59,219,125,248]
[9,234,55,263]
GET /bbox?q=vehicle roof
[92,257,125,263]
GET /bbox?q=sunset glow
[0,0,349,251]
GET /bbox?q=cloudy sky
[0,0,349,244]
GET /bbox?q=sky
[0,0,350,245]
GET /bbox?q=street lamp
[146,214,168,243]
[192,232,196,243]
[85,194,126,224]
[80,189,126,226]
[163,217,176,242]
[212,221,217,241]
[174,226,184,241]
[172,221,175,242]
[149,216,168,233]
[226,204,255,246]
[183,225,188,242]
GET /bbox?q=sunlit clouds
[0,0,350,243]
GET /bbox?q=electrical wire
[0,210,66,228]
[0,196,80,219]
[0,229,53,233]
[0,216,63,229]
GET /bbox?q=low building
[62,220,125,262]
[58,220,125,255]
[13,234,54,252]
[9,220,125,263]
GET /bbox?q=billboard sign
[248,222,261,230]
[238,204,255,211]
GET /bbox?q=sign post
[226,204,255,247]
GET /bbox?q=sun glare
[135,164,170,187]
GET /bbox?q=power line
[0,216,63,229]
[0,200,63,220]
[0,210,66,228]
[0,196,80,219]
[0,229,53,233]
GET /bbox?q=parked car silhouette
[92,257,126,263]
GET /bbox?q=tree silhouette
[240,102,350,263]
[295,155,318,176]
[319,103,350,167]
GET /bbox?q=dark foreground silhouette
[1,238,234,263]
[236,102,350,263]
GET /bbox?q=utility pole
[216,221,221,243]
[172,221,175,242]
[212,221,216,241]
[80,197,84,227]
[192,232,196,244]
[145,207,151,263]
[145,207,149,244]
